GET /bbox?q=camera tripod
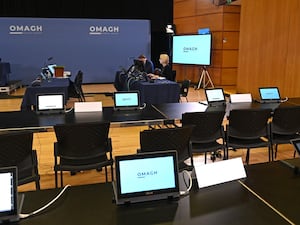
[196,66,214,89]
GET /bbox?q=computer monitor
[205,88,226,105]
[0,166,23,223]
[112,150,180,205]
[36,93,65,114]
[113,91,140,111]
[258,87,281,102]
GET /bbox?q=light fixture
[166,24,176,35]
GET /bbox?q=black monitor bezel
[204,88,226,104]
[0,166,18,221]
[114,150,180,200]
[36,92,65,113]
[172,33,212,66]
[113,91,141,110]
[258,87,281,101]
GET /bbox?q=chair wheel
[211,155,216,162]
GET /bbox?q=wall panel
[237,0,300,98]
[174,0,240,86]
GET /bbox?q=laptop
[0,166,24,224]
[112,150,180,205]
[36,93,65,114]
[258,87,281,103]
[204,88,226,106]
[113,91,141,111]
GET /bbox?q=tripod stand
[196,66,214,89]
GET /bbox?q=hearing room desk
[19,159,300,225]
[20,78,70,111]
[129,79,180,104]
[0,105,166,131]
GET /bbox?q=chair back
[54,121,111,161]
[139,126,194,170]
[227,108,272,139]
[271,106,300,135]
[74,70,83,86]
[180,79,190,97]
[182,110,226,143]
[74,70,85,101]
[0,131,40,189]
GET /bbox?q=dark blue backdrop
[0,17,151,85]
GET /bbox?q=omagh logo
[9,25,43,35]
[89,25,119,35]
[183,46,198,53]
[137,170,158,179]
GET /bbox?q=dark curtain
[0,0,173,69]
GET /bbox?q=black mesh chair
[53,121,114,188]
[182,110,226,164]
[68,70,85,102]
[139,126,195,172]
[0,131,40,190]
[179,79,191,102]
[270,106,300,159]
[226,108,272,164]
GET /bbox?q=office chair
[139,125,195,172]
[226,108,272,164]
[68,70,85,102]
[53,121,114,188]
[182,110,227,164]
[270,106,300,159]
[171,70,177,82]
[179,79,191,102]
[0,131,40,190]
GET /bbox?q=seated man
[137,54,154,74]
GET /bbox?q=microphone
[47,57,53,61]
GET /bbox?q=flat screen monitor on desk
[205,88,226,106]
[113,150,180,205]
[36,93,65,114]
[0,166,23,224]
[113,91,140,111]
[259,87,281,103]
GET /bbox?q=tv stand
[196,66,214,89]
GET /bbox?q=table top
[0,105,166,131]
[19,159,300,225]
[153,99,300,121]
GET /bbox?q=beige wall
[237,0,300,98]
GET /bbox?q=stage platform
[0,80,22,95]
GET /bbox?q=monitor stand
[196,66,214,89]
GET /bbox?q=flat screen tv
[172,34,212,66]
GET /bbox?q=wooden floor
[1,83,296,192]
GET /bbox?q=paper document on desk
[195,157,246,188]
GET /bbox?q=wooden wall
[173,0,240,86]
[237,0,300,98]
